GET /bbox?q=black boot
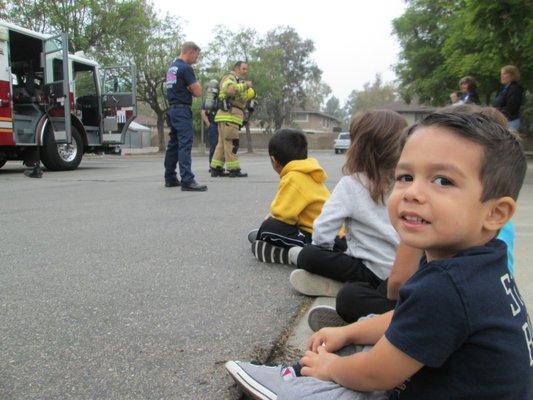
[24,165,43,178]
[228,169,248,178]
[211,167,229,177]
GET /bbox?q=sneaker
[251,240,290,264]
[228,170,248,177]
[288,246,302,265]
[226,361,294,400]
[247,229,259,244]
[164,179,181,187]
[289,269,344,297]
[307,305,347,332]
[181,182,207,191]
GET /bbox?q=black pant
[297,244,395,322]
[23,146,40,167]
[257,217,312,248]
[297,244,379,284]
[336,281,395,323]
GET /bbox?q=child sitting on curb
[249,129,341,264]
[305,105,519,332]
[288,110,407,323]
[227,111,532,399]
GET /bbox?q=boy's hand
[307,327,349,353]
[300,346,339,381]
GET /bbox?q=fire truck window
[74,70,96,98]
[103,68,132,93]
[52,59,63,81]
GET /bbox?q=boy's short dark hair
[268,129,308,166]
[405,111,527,201]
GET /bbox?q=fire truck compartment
[9,30,44,144]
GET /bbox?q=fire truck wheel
[0,159,6,169]
[41,126,83,171]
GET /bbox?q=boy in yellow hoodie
[250,129,331,264]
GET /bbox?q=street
[1,152,532,399]
[0,152,344,400]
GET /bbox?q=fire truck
[0,20,136,171]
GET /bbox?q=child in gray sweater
[289,110,407,324]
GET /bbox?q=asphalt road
[0,151,345,400]
[2,152,532,400]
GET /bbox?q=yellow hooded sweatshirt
[270,157,330,233]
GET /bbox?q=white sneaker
[307,305,347,332]
[288,246,302,265]
[289,269,344,297]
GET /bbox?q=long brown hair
[342,109,407,203]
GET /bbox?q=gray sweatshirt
[312,174,399,280]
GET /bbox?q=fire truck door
[43,33,71,144]
[0,27,14,146]
[100,65,136,143]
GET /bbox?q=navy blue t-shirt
[165,58,197,105]
[386,239,532,399]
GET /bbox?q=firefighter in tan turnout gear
[210,61,256,177]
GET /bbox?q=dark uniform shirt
[165,58,197,106]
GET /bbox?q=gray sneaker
[225,361,297,400]
[307,305,347,332]
[289,269,344,297]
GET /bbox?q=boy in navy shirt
[225,111,532,399]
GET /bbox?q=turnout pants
[210,122,241,171]
[297,244,395,322]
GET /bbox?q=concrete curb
[285,297,337,353]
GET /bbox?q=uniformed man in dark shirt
[163,41,207,191]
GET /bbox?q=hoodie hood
[280,157,327,183]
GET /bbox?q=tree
[3,0,148,55]
[393,0,532,113]
[255,26,322,131]
[343,74,397,119]
[123,12,184,152]
[442,0,533,104]
[392,0,460,106]
[303,81,331,111]
[324,95,345,127]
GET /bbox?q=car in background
[334,132,350,154]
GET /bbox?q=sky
[153,0,406,104]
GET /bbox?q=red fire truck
[0,20,136,171]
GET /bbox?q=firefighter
[210,61,255,177]
[163,41,207,191]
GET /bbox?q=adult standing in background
[458,76,480,104]
[493,65,524,130]
[210,61,255,178]
[449,76,480,105]
[163,42,207,191]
